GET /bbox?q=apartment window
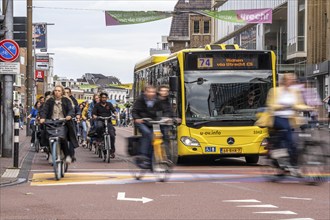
[204,21,210,34]
[193,20,200,34]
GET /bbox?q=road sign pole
[1,0,14,158]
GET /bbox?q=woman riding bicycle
[39,85,76,164]
[263,73,312,167]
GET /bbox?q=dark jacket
[40,97,74,119]
[40,97,79,148]
[158,96,174,118]
[132,94,164,120]
[69,95,81,116]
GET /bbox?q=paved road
[1,126,329,219]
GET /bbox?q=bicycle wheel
[128,155,148,180]
[300,140,327,185]
[105,135,111,163]
[153,152,171,182]
[52,141,61,180]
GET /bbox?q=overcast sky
[13,0,178,83]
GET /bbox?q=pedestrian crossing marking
[30,172,245,186]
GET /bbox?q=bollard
[13,107,20,168]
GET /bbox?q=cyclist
[132,85,170,168]
[27,101,42,148]
[157,85,177,160]
[265,73,312,169]
[92,92,117,158]
[64,87,81,162]
[87,94,100,147]
[39,85,75,164]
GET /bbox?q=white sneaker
[30,143,34,148]
[65,156,72,164]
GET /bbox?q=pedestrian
[322,95,330,129]
[19,103,25,129]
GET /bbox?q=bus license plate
[205,147,216,152]
[220,148,242,154]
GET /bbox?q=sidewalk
[0,125,32,186]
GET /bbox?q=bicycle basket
[127,136,141,156]
[45,121,67,140]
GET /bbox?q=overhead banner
[201,8,272,24]
[33,23,47,49]
[105,11,172,26]
[105,8,272,26]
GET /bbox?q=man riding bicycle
[132,85,172,168]
[92,92,117,158]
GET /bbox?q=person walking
[322,95,330,129]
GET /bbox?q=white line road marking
[237,204,278,208]
[223,199,261,203]
[278,218,314,220]
[281,197,312,201]
[254,211,297,215]
[117,192,153,204]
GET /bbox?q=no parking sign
[0,39,20,62]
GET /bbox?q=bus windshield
[184,70,272,127]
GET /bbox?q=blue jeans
[135,123,153,160]
[81,120,87,141]
[273,116,297,166]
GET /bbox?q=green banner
[201,10,244,23]
[105,11,173,26]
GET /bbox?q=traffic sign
[0,39,20,62]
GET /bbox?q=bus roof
[134,54,169,72]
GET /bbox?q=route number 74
[197,58,213,68]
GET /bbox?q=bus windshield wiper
[250,77,271,83]
[193,120,213,126]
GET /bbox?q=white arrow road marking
[281,196,312,200]
[237,204,278,208]
[117,192,153,204]
[254,211,297,215]
[223,199,261,203]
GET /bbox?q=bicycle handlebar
[97,116,114,120]
[141,117,175,125]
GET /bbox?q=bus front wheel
[245,155,259,164]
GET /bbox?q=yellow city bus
[133,45,276,164]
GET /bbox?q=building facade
[214,0,329,104]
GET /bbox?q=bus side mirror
[169,76,178,92]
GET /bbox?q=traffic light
[0,14,5,40]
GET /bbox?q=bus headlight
[260,138,268,146]
[180,136,200,147]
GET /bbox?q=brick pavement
[0,125,32,186]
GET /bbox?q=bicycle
[263,125,327,185]
[127,117,175,182]
[44,118,69,180]
[31,118,40,153]
[95,116,115,163]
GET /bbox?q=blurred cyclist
[265,73,312,167]
[132,85,170,168]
